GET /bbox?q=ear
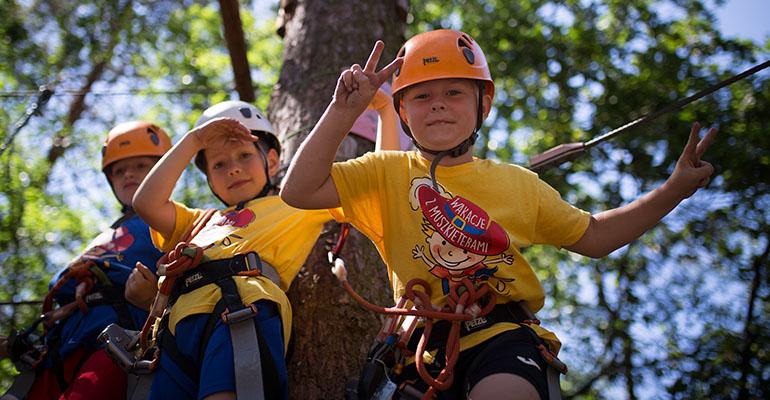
[481,93,492,119]
[266,148,280,178]
[398,98,409,124]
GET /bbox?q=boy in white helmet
[281,31,718,399]
[1,122,170,400]
[130,98,399,400]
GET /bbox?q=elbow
[279,185,301,208]
[131,190,150,218]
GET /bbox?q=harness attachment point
[221,303,259,325]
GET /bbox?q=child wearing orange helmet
[281,30,717,399]
[1,122,171,400]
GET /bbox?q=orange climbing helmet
[392,29,495,102]
[101,121,171,171]
[392,29,494,157]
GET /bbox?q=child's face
[109,156,157,206]
[401,78,490,153]
[205,138,275,206]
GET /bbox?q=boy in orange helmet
[1,122,170,400]
[281,30,717,399]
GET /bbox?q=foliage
[410,0,769,398]
[0,0,767,397]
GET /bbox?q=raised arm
[280,41,402,209]
[133,118,253,237]
[370,87,401,151]
[566,122,718,258]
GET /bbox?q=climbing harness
[328,226,563,399]
[1,317,47,400]
[102,207,281,399]
[528,59,770,173]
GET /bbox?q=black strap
[168,253,263,306]
[406,302,525,352]
[158,315,200,382]
[83,285,136,330]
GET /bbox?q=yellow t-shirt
[331,151,591,352]
[151,196,339,350]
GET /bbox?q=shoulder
[473,158,538,181]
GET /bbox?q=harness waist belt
[408,301,529,351]
[170,252,281,302]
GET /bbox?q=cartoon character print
[409,178,514,294]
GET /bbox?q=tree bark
[268,0,406,397]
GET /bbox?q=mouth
[437,253,470,268]
[427,119,455,127]
[228,179,251,190]
[122,182,138,190]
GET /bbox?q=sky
[714,0,770,44]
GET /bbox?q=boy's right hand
[125,262,159,311]
[333,41,402,118]
[188,117,256,151]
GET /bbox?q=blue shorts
[149,301,287,400]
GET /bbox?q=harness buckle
[99,323,155,375]
[221,303,258,325]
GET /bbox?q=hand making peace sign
[669,122,718,199]
[333,41,402,117]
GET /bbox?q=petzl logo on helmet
[422,56,440,65]
[417,185,508,255]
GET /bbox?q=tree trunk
[217,0,256,102]
[268,0,406,397]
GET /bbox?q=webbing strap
[127,373,154,400]
[0,370,36,400]
[547,366,562,400]
[229,315,264,400]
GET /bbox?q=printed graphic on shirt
[192,208,256,248]
[79,225,135,264]
[409,178,514,294]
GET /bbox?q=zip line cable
[528,59,770,173]
[0,85,54,157]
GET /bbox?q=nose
[228,165,242,176]
[431,102,446,112]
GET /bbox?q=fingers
[363,41,384,73]
[695,126,718,160]
[135,262,156,280]
[683,122,701,162]
[376,57,404,83]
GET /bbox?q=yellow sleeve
[149,201,206,252]
[330,153,384,241]
[532,178,591,247]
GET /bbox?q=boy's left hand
[668,122,718,199]
[125,262,159,311]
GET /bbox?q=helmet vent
[395,47,406,76]
[239,107,252,118]
[458,38,475,65]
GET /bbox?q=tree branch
[218,0,255,102]
[737,233,769,399]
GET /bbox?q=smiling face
[401,78,491,158]
[204,137,278,206]
[108,156,158,206]
[425,231,486,273]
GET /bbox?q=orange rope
[332,258,495,399]
[140,208,217,351]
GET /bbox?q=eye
[113,167,126,176]
[239,152,253,160]
[212,161,224,170]
[442,240,446,245]
[413,92,429,100]
[447,89,462,96]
